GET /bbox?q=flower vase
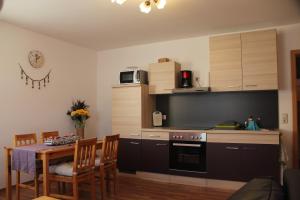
[76,127,85,139]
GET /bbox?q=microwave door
[120,71,134,83]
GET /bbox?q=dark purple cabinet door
[141,140,169,173]
[207,143,242,181]
[240,144,280,181]
[117,138,141,173]
[207,143,280,181]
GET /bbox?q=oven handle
[172,143,202,148]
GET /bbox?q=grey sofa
[228,169,300,200]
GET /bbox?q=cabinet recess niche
[209,29,278,91]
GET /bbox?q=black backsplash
[156,91,279,129]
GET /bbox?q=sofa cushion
[283,169,300,200]
[228,178,284,200]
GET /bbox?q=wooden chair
[14,133,41,199]
[95,134,120,199]
[48,138,97,200]
[41,131,59,143]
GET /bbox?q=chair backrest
[101,134,120,164]
[14,133,37,147]
[41,131,59,143]
[73,138,97,175]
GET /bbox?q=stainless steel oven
[169,132,207,172]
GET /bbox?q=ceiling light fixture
[111,0,167,14]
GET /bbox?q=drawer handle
[149,135,160,138]
[227,85,241,88]
[225,146,239,150]
[130,142,140,145]
[156,143,168,146]
[245,84,258,87]
[129,134,140,136]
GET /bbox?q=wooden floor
[0,176,235,200]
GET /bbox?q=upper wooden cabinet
[210,34,242,91]
[242,30,278,90]
[209,29,278,91]
[148,62,181,94]
[112,84,155,139]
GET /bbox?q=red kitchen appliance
[180,70,193,88]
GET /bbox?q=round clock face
[28,50,44,68]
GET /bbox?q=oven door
[120,71,134,83]
[170,141,206,172]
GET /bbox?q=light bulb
[139,1,151,14]
[112,0,127,5]
[155,0,166,9]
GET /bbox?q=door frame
[291,50,300,168]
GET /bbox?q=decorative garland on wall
[19,64,51,89]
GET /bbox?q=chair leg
[34,172,39,197]
[16,171,21,200]
[100,166,105,200]
[106,169,110,193]
[90,174,96,200]
[73,178,79,200]
[113,164,117,194]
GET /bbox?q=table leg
[42,153,50,196]
[5,148,12,200]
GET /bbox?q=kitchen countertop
[142,127,280,135]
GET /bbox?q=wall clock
[28,50,44,68]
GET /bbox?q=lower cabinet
[141,140,169,173]
[118,138,141,173]
[207,143,280,181]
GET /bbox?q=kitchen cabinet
[207,143,280,181]
[210,34,243,91]
[209,29,278,92]
[118,138,142,172]
[141,140,169,173]
[149,62,181,94]
[141,131,169,173]
[242,30,278,90]
[112,84,155,139]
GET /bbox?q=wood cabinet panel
[210,34,242,91]
[149,62,181,94]
[112,84,155,139]
[141,140,169,173]
[142,131,169,141]
[112,86,142,136]
[118,138,141,172]
[242,30,278,90]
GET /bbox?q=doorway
[291,50,300,169]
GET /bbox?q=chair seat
[53,162,73,177]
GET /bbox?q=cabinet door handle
[245,84,258,87]
[129,134,140,136]
[149,135,160,138]
[225,146,239,150]
[156,143,168,146]
[130,142,140,145]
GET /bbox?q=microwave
[120,68,148,84]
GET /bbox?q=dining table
[4,140,103,200]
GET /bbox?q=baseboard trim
[119,171,245,190]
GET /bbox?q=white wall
[97,23,300,167]
[0,21,97,188]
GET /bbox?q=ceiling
[0,0,300,50]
